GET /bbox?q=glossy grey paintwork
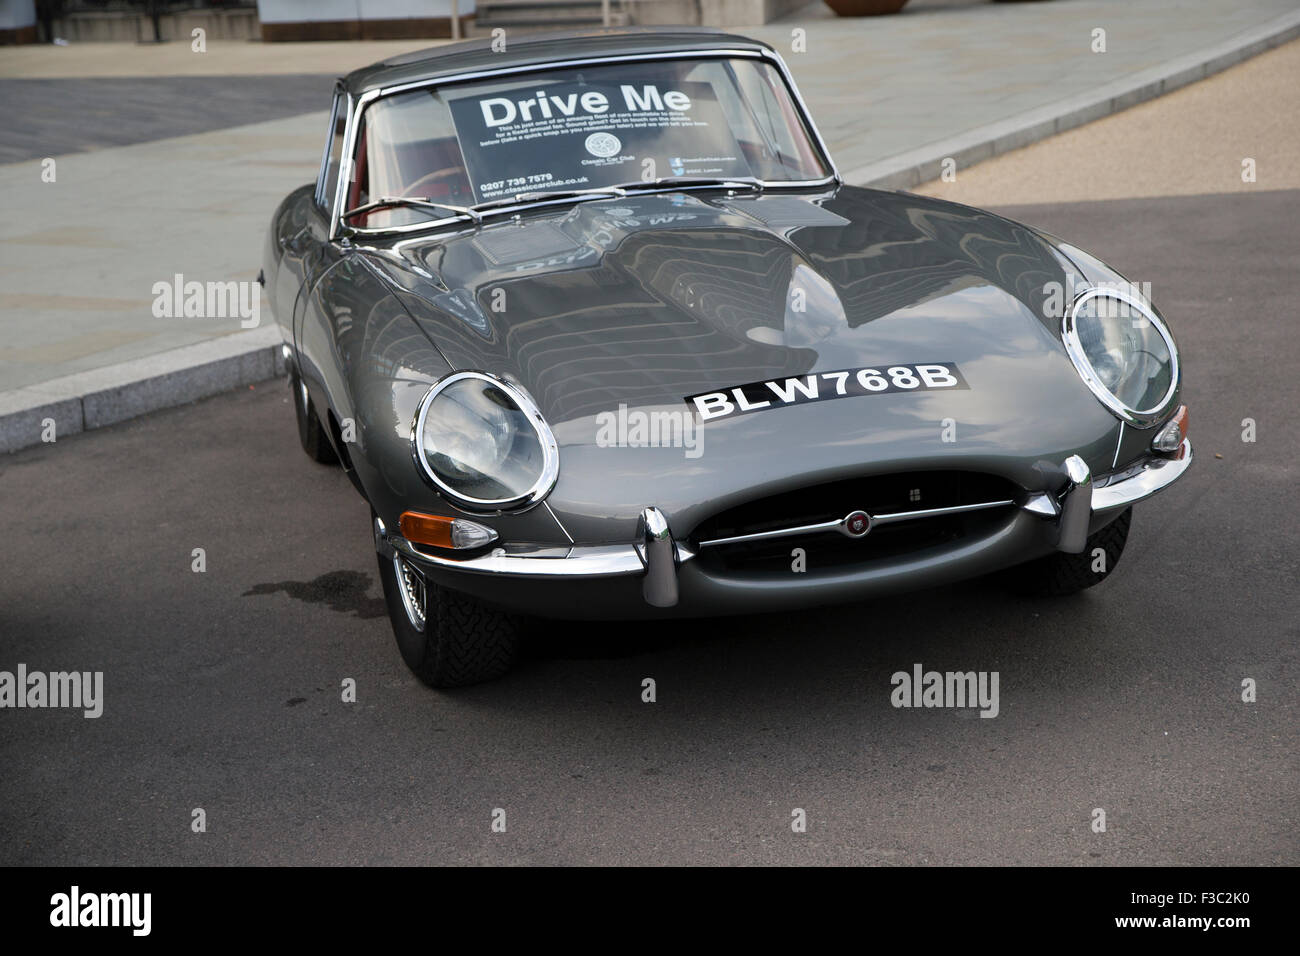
[262,30,1186,616]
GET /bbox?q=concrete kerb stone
[1,326,284,453]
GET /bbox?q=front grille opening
[691,471,1018,575]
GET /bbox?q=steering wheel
[400,167,466,198]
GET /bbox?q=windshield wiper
[470,186,628,213]
[617,176,765,194]
[344,180,763,229]
[342,196,481,225]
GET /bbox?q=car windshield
[342,56,831,230]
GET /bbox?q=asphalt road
[0,188,1296,866]
[0,75,332,164]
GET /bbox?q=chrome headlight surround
[411,371,559,512]
[1062,286,1180,428]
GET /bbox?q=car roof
[339,26,775,97]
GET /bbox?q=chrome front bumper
[376,439,1192,607]
[1094,439,1194,510]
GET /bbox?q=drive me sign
[448,77,751,201]
[478,84,695,127]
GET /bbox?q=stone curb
[0,326,285,454]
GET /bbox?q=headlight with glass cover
[1062,286,1180,427]
[412,371,559,511]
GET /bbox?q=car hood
[363,186,1120,540]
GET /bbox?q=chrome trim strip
[389,534,697,579]
[328,90,356,240]
[379,48,768,98]
[1062,287,1180,428]
[1093,439,1193,511]
[374,514,395,559]
[870,500,1016,526]
[343,183,815,239]
[696,500,1016,549]
[332,47,839,240]
[543,501,575,545]
[699,517,843,549]
[1020,493,1059,519]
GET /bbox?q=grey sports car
[263,28,1192,687]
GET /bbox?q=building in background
[0,0,811,44]
[1,0,37,43]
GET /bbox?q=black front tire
[1006,507,1132,596]
[377,547,520,688]
[290,366,338,464]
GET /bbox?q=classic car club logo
[584,132,623,158]
[685,362,969,421]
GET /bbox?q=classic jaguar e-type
[263,28,1192,686]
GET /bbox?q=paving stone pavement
[915,38,1300,204]
[761,0,1300,175]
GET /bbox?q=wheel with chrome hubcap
[375,523,520,688]
[392,554,428,632]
